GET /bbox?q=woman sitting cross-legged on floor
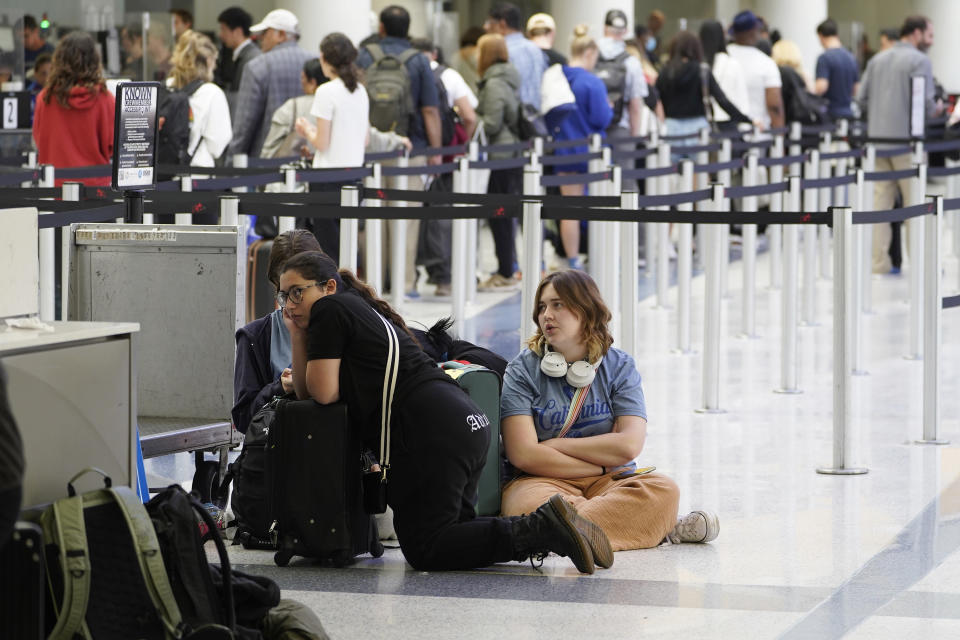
[500,270,719,556]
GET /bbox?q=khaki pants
[872,152,915,273]
[380,155,426,292]
[501,471,680,551]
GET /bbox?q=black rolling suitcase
[246,239,276,323]
[268,399,384,567]
[0,522,45,640]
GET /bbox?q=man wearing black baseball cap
[725,10,784,130]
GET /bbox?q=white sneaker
[668,510,719,544]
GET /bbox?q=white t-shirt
[711,52,750,123]
[430,60,478,109]
[309,77,370,169]
[726,43,782,128]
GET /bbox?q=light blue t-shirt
[500,347,646,442]
[268,308,292,379]
[504,32,547,111]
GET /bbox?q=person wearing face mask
[500,270,720,554]
[280,251,614,574]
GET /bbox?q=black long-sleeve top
[656,59,751,123]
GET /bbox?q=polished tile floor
[148,227,960,640]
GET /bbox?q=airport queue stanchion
[61,181,81,321]
[918,195,949,445]
[390,151,410,309]
[674,159,695,354]
[620,190,640,361]
[278,166,297,234]
[606,165,623,341]
[818,131,833,280]
[775,175,803,395]
[851,168,867,376]
[816,205,867,475]
[802,149,820,325]
[768,133,785,290]
[451,157,470,335]
[655,142,672,309]
[520,193,543,340]
[364,163,384,295]
[696,184,726,414]
[861,144,876,314]
[643,133,658,279]
[176,174,192,225]
[232,153,252,235]
[219,195,239,226]
[740,149,759,338]
[587,133,605,286]
[39,165,55,322]
[339,184,360,273]
[906,156,927,361]
[466,140,482,304]
[718,137,733,299]
[694,132,711,273]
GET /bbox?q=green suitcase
[442,361,502,517]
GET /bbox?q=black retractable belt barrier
[767,127,791,136]
[408,144,467,158]
[800,123,839,136]
[469,157,528,170]
[295,167,372,183]
[943,197,960,212]
[675,143,723,154]
[364,149,406,162]
[380,162,457,176]
[927,165,960,178]
[864,168,918,182]
[541,151,603,166]
[873,145,914,158]
[662,131,702,142]
[800,174,857,190]
[157,164,288,176]
[540,171,612,187]
[694,158,744,174]
[944,295,960,310]
[190,174,284,190]
[248,155,302,168]
[279,203,521,221]
[543,137,591,151]
[482,141,531,154]
[56,164,112,179]
[818,148,865,161]
[611,147,657,161]
[852,202,934,225]
[362,187,517,206]
[731,139,774,152]
[0,168,39,186]
[724,181,790,199]
[35,203,125,228]
[637,189,714,208]
[539,194,619,207]
[155,180,182,191]
[923,139,960,153]
[540,205,830,225]
[620,165,677,180]
[0,186,59,198]
[758,154,805,167]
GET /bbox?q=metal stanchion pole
[718,138,732,299]
[587,133,604,284]
[817,205,867,475]
[339,185,360,272]
[775,175,803,394]
[603,149,620,315]
[818,134,833,280]
[365,163,383,294]
[768,134,784,290]
[802,149,819,325]
[176,174,193,225]
[620,190,640,360]
[740,150,759,338]
[862,145,876,314]
[451,158,470,333]
[390,152,409,308]
[466,141,481,303]
[655,142,671,309]
[696,184,726,414]
[674,160,695,354]
[918,196,949,445]
[278,167,297,234]
[60,181,81,321]
[851,168,867,376]
[219,195,239,226]
[520,197,542,339]
[232,153,252,236]
[644,137,658,278]
[906,158,927,360]
[38,165,55,322]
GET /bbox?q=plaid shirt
[230,41,316,157]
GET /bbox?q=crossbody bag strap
[556,384,592,439]
[377,314,400,475]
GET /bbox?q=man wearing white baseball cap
[230,8,315,157]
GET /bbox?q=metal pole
[365,163,383,294]
[587,133,604,284]
[390,153,409,308]
[620,191,640,361]
[768,134,784,290]
[232,152,253,236]
[655,142,671,309]
[643,138,658,278]
[603,149,620,316]
[675,160,695,354]
[219,195,239,226]
[817,206,867,475]
[38,165,55,322]
[339,185,360,272]
[176,175,193,225]
[740,150,759,338]
[451,158,470,333]
[718,138,732,299]
[278,167,297,234]
[802,149,820,325]
[906,157,926,360]
[776,175,803,394]
[818,135,833,279]
[520,164,542,339]
[851,168,867,376]
[696,184,726,414]
[466,141,481,303]
[60,182,81,321]
[862,145,876,314]
[918,196,949,445]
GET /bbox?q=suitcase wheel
[274,549,294,567]
[370,540,384,558]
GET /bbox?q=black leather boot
[511,494,606,574]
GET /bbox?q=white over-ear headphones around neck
[540,344,603,388]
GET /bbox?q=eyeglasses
[276,281,326,308]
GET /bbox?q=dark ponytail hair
[320,32,361,93]
[280,251,418,344]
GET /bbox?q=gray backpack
[364,44,419,135]
[594,51,630,125]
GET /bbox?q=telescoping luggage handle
[376,314,400,481]
[67,467,112,497]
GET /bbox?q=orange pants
[501,472,680,551]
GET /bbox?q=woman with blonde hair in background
[772,39,825,124]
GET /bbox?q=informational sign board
[1,91,30,130]
[910,75,925,140]
[111,81,159,191]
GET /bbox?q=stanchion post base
[773,388,803,395]
[694,408,726,415]
[816,466,869,475]
[913,439,951,446]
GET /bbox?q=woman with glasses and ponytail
[500,270,719,554]
[278,251,614,574]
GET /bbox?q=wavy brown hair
[169,30,219,88]
[44,31,105,108]
[476,33,509,78]
[267,229,322,290]
[526,270,613,362]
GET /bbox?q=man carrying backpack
[596,9,650,190]
[357,5,443,296]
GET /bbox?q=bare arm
[295,116,332,152]
[765,87,785,128]
[628,97,643,136]
[421,105,442,165]
[454,95,477,139]
[287,313,311,401]
[502,415,602,479]
[305,359,341,404]
[540,416,646,467]
[814,78,829,96]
